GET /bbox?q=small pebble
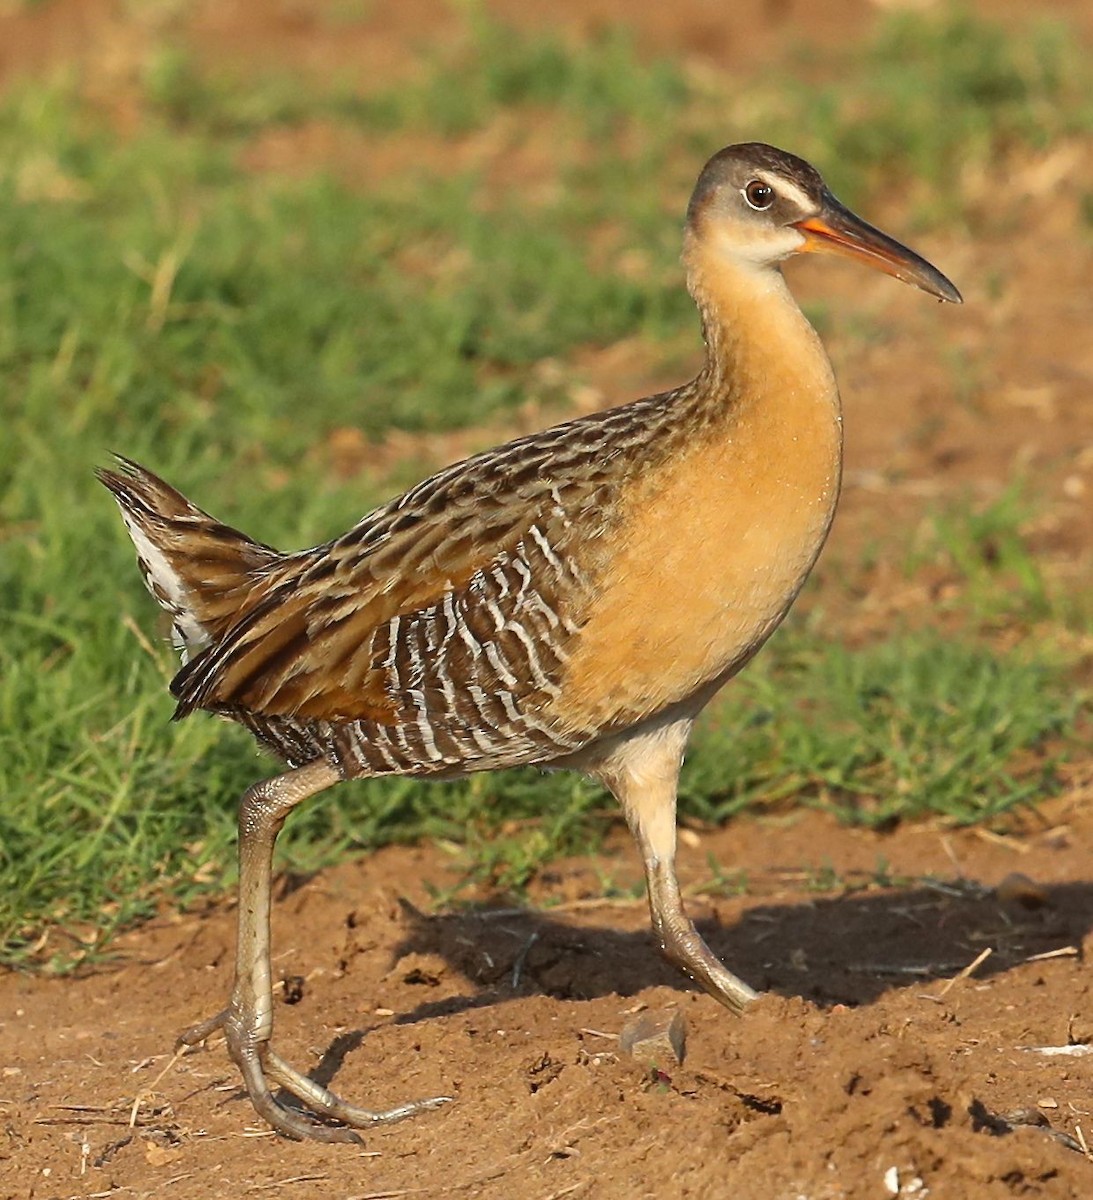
[996,872,1048,910]
[619,1010,686,1066]
[281,975,305,1005]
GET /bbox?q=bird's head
[686,142,962,304]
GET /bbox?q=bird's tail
[97,455,281,663]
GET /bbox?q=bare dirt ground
[3,2,1093,1197]
[7,804,1093,1200]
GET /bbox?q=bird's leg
[604,724,759,1015]
[176,758,450,1142]
[642,845,758,1015]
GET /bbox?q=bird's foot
[257,1048,451,1143]
[176,1009,451,1143]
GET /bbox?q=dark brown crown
[687,142,824,226]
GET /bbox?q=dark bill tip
[795,194,962,305]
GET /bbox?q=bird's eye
[744,180,774,210]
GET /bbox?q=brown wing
[169,417,627,734]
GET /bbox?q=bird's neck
[661,233,846,563]
[681,234,840,427]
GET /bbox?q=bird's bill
[794,192,962,304]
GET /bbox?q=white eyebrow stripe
[762,174,811,213]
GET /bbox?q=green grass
[145,14,688,142]
[906,485,1052,621]
[374,13,688,139]
[895,483,1093,637]
[683,629,1074,830]
[754,7,1093,220]
[1,5,1091,967]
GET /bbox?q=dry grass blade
[35,1099,174,1129]
[930,947,993,1000]
[541,1183,591,1200]
[1021,945,1079,964]
[247,1177,330,1192]
[1020,1045,1093,1058]
[345,1190,427,1199]
[511,930,540,988]
[129,1045,185,1128]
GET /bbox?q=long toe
[266,1050,452,1129]
[227,1033,450,1142]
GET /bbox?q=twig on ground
[130,1045,185,1128]
[541,1183,590,1200]
[1020,1044,1093,1058]
[939,835,964,877]
[511,931,540,989]
[1022,945,1079,964]
[974,827,1031,854]
[35,1099,172,1129]
[848,961,967,977]
[247,1177,329,1192]
[345,1191,426,1200]
[935,947,993,998]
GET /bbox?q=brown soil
[3,2,1093,1198]
[6,803,1093,1199]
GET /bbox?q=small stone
[1038,1096,1059,1109]
[281,974,305,1005]
[996,872,1048,910]
[144,1142,181,1167]
[1067,1013,1093,1045]
[618,1010,686,1066]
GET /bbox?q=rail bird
[100,142,961,1142]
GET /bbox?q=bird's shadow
[278,877,1092,1109]
[383,877,1092,1025]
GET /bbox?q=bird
[99,142,961,1143]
